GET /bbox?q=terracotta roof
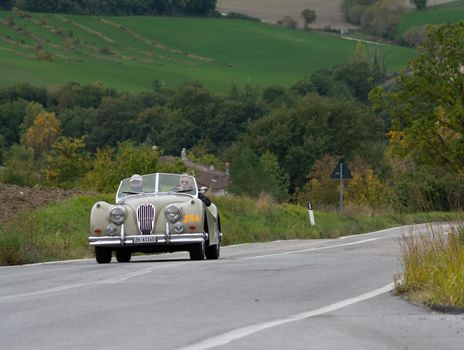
[184,160,229,191]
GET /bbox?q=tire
[189,242,206,260]
[95,247,112,264]
[205,241,220,260]
[116,249,131,263]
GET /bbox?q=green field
[396,1,464,36]
[0,11,415,92]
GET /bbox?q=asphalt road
[1,224,463,350]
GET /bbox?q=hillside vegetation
[0,10,414,91]
[0,191,455,266]
[396,0,464,36]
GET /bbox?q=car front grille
[137,204,155,235]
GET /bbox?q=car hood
[117,194,194,209]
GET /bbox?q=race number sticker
[184,214,200,224]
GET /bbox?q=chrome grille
[137,204,155,235]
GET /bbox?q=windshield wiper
[122,191,144,195]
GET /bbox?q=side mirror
[199,186,208,194]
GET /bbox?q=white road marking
[338,226,406,240]
[247,237,387,259]
[100,262,187,283]
[0,282,91,301]
[0,236,384,301]
[176,282,395,350]
[0,261,188,301]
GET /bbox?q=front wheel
[116,249,131,263]
[205,242,220,260]
[95,247,112,264]
[189,242,205,260]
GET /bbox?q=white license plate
[133,236,156,243]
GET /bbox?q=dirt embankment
[0,183,95,223]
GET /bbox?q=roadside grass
[396,1,464,37]
[396,224,464,308]
[0,11,415,92]
[0,194,112,265]
[0,193,457,266]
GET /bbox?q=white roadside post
[307,201,315,226]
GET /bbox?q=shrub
[398,26,428,48]
[99,47,116,55]
[411,0,427,10]
[36,50,53,61]
[277,16,298,29]
[360,0,404,39]
[347,5,368,25]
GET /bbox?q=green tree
[0,83,48,106]
[0,99,28,147]
[59,106,98,139]
[277,16,298,29]
[244,94,384,190]
[341,0,378,25]
[260,151,290,201]
[370,21,464,175]
[44,136,91,188]
[360,0,404,39]
[23,111,61,158]
[0,144,40,186]
[19,101,45,134]
[229,147,264,197]
[86,94,143,150]
[301,8,316,29]
[81,141,184,192]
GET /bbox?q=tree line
[1,25,463,212]
[0,0,217,16]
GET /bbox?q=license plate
[133,236,156,243]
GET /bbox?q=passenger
[129,174,143,192]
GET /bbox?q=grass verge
[0,193,458,266]
[395,224,464,308]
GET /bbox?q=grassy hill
[0,10,415,92]
[396,0,464,37]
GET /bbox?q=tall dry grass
[396,225,464,307]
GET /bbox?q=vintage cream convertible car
[89,173,222,263]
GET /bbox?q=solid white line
[177,282,395,350]
[338,226,406,240]
[247,237,387,259]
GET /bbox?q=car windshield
[116,173,197,201]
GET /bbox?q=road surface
[1,224,462,350]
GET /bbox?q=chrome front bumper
[89,232,208,247]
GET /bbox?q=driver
[178,174,194,190]
[176,174,211,206]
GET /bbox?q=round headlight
[110,206,126,225]
[164,205,180,223]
